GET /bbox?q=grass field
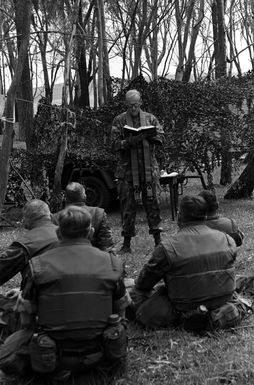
[1,168,254,384]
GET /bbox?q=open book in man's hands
[124,125,156,136]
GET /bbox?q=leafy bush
[12,73,254,197]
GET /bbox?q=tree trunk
[175,0,195,81]
[151,1,158,81]
[224,153,254,199]
[0,0,31,214]
[16,55,34,149]
[182,0,205,83]
[50,0,79,211]
[76,45,91,107]
[117,0,139,89]
[74,1,94,108]
[132,1,147,79]
[100,0,111,102]
[212,0,232,185]
[93,51,97,110]
[95,0,104,106]
[15,0,34,149]
[212,0,227,79]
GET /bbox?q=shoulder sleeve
[135,244,171,290]
[111,114,126,152]
[0,243,28,285]
[149,114,165,145]
[109,252,124,275]
[112,278,132,316]
[229,219,244,246]
[93,210,114,251]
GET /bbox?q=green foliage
[6,150,31,205]
[14,73,254,195]
[140,77,252,177]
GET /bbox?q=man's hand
[142,130,158,143]
[129,286,152,309]
[6,287,20,299]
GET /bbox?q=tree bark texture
[16,0,34,149]
[0,0,31,214]
[224,153,254,199]
[51,0,80,211]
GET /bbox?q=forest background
[1,2,254,384]
[1,0,254,213]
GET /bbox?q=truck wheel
[80,176,112,209]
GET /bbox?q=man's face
[126,95,141,117]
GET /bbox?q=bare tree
[16,0,33,149]
[50,0,80,211]
[0,0,32,214]
[182,0,205,82]
[74,0,95,107]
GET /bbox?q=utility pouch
[182,313,209,331]
[60,349,103,372]
[29,333,57,373]
[146,183,154,199]
[134,187,141,203]
[0,329,32,374]
[209,302,241,330]
[181,306,209,331]
[103,317,128,360]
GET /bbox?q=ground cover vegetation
[1,175,254,385]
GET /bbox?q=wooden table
[159,172,179,221]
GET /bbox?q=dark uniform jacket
[26,239,127,340]
[111,110,164,183]
[52,203,114,251]
[0,219,58,286]
[135,223,237,311]
[205,215,244,247]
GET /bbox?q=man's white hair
[125,89,141,102]
[23,199,51,229]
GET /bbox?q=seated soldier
[0,200,58,296]
[0,199,58,288]
[198,189,244,246]
[0,200,58,337]
[0,206,129,381]
[129,195,248,331]
[52,182,114,252]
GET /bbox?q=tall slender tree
[0,0,32,214]
[50,0,80,211]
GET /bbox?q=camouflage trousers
[117,179,161,238]
[128,284,251,330]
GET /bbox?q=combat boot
[153,230,162,247]
[119,236,132,254]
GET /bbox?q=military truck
[61,158,118,210]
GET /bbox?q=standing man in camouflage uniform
[111,89,164,253]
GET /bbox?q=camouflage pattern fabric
[111,110,164,237]
[52,203,114,252]
[117,179,161,237]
